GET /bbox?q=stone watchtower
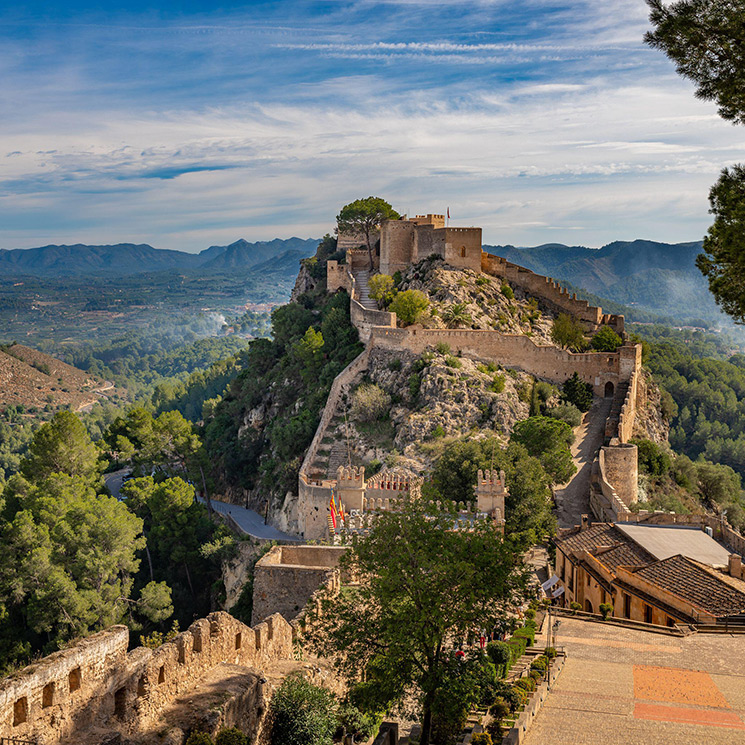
[336,465,365,511]
[475,469,507,533]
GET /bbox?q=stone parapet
[369,326,634,396]
[0,611,293,745]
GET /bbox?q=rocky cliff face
[398,256,555,342]
[310,345,535,478]
[633,367,670,445]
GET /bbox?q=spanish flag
[329,497,338,532]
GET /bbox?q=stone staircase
[353,270,378,310]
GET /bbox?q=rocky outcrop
[633,368,669,444]
[290,261,322,302]
[399,256,555,343]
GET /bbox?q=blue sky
[1,0,744,252]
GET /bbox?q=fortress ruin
[304,211,643,538]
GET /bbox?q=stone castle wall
[481,253,623,333]
[251,546,348,626]
[0,611,293,745]
[369,326,635,396]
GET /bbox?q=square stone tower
[475,468,507,533]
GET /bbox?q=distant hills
[483,239,722,326]
[0,238,319,277]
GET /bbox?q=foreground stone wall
[0,612,293,745]
[252,545,348,625]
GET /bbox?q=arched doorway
[604,381,615,398]
[585,599,593,614]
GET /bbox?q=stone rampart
[617,368,638,444]
[370,326,634,396]
[299,347,370,483]
[251,546,348,625]
[0,611,293,745]
[481,253,623,333]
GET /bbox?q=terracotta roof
[556,523,627,554]
[593,541,654,571]
[633,555,745,617]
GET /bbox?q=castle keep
[302,210,642,540]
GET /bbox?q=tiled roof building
[553,517,745,626]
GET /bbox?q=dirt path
[554,396,612,530]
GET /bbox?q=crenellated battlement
[0,611,293,745]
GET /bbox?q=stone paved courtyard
[524,618,745,744]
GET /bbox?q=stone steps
[353,270,378,310]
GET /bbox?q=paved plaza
[524,618,745,744]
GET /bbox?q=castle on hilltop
[298,209,642,540]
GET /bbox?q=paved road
[104,468,130,500]
[524,617,745,745]
[202,497,301,542]
[554,396,612,530]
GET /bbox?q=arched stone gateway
[585,599,594,614]
[604,381,615,398]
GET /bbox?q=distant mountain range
[0,238,319,277]
[483,239,722,325]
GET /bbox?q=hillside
[485,239,723,325]
[0,344,112,412]
[0,238,318,277]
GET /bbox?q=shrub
[562,372,593,412]
[529,669,543,682]
[216,729,248,745]
[388,358,402,372]
[631,437,672,477]
[441,302,473,328]
[268,673,338,745]
[591,325,623,352]
[489,374,505,393]
[570,601,581,614]
[545,403,582,427]
[408,373,421,400]
[337,702,379,741]
[530,657,548,673]
[544,647,557,659]
[489,697,510,724]
[186,734,214,745]
[445,355,462,369]
[512,628,534,648]
[389,289,430,325]
[368,274,395,306]
[435,341,451,355]
[599,603,614,620]
[551,314,587,351]
[476,276,491,287]
[515,676,536,692]
[486,641,511,670]
[351,384,391,422]
[432,425,446,438]
[525,608,536,620]
[471,734,493,745]
[501,283,514,299]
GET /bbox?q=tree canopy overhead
[696,165,745,322]
[336,197,400,269]
[645,1,745,321]
[305,499,527,745]
[645,0,745,125]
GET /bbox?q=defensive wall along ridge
[310,224,645,538]
[0,610,294,744]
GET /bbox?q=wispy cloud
[0,0,739,251]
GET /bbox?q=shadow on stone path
[554,396,613,530]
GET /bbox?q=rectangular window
[42,682,55,709]
[13,697,28,726]
[69,667,82,692]
[624,594,631,619]
[644,604,653,624]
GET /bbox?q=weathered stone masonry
[0,611,293,744]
